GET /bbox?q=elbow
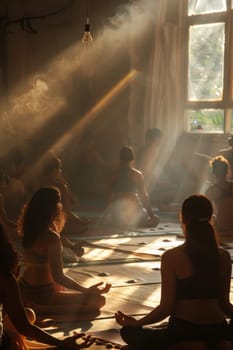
[161,307,173,318]
[53,272,66,285]
[159,303,174,317]
[155,303,173,320]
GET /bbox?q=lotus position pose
[0,222,95,350]
[115,195,233,349]
[103,146,159,228]
[18,187,111,318]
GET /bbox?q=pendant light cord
[86,0,89,22]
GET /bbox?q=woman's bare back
[168,245,229,323]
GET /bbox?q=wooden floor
[24,210,233,349]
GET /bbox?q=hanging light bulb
[82,0,93,45]
[82,17,93,44]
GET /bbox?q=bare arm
[4,275,95,349]
[3,274,62,347]
[136,172,154,218]
[48,233,87,292]
[48,233,111,294]
[115,250,177,326]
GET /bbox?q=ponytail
[185,220,219,280]
[182,195,220,281]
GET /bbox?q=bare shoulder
[45,229,60,245]
[162,245,185,262]
[160,246,186,276]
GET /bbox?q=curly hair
[18,187,65,248]
[210,155,229,178]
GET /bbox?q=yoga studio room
[1,1,233,349]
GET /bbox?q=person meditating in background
[205,155,233,240]
[103,145,159,228]
[219,135,233,179]
[115,195,233,349]
[39,153,87,261]
[0,223,94,350]
[40,152,89,235]
[18,187,111,319]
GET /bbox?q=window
[185,0,233,133]
[188,0,226,15]
[188,23,225,102]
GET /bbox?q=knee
[97,295,106,308]
[120,327,128,341]
[120,326,136,344]
[86,294,106,309]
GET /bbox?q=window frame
[184,0,233,133]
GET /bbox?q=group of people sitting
[2,132,233,349]
[2,192,233,349]
[0,136,162,241]
[0,142,160,349]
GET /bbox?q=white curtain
[129,0,185,150]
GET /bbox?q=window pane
[188,23,225,101]
[188,0,226,15]
[187,109,224,132]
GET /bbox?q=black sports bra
[176,276,219,299]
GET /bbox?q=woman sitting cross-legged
[0,222,95,350]
[115,195,233,349]
[18,186,111,319]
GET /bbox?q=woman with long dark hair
[0,223,94,349]
[115,195,233,349]
[18,186,111,319]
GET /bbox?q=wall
[0,0,229,199]
[0,0,135,162]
